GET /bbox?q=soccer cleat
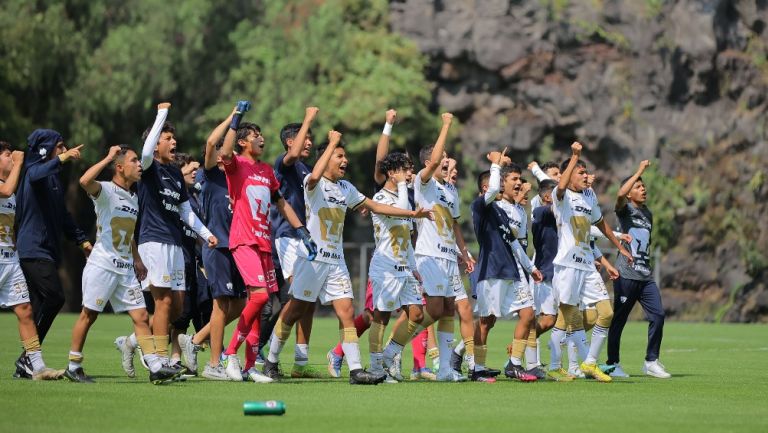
[450,350,463,374]
[170,360,195,378]
[470,369,497,383]
[382,354,404,382]
[642,360,671,379]
[427,347,439,370]
[32,367,65,381]
[349,368,385,385]
[291,364,323,378]
[504,363,538,382]
[326,350,343,378]
[546,368,575,382]
[526,366,547,380]
[13,354,33,379]
[64,367,95,383]
[436,369,468,382]
[202,363,230,381]
[484,367,501,377]
[580,362,612,382]
[113,336,136,378]
[599,363,617,375]
[263,359,281,382]
[150,365,181,385]
[255,351,266,368]
[247,367,274,383]
[410,367,437,381]
[224,355,244,381]
[178,334,201,374]
[568,365,586,378]
[609,363,630,378]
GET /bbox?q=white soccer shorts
[291,257,354,305]
[581,269,610,306]
[534,280,558,316]
[82,263,145,313]
[552,264,605,306]
[275,237,301,280]
[415,255,467,300]
[369,273,423,312]
[138,242,185,291]
[0,262,29,308]
[474,278,534,318]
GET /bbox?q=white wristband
[382,123,393,136]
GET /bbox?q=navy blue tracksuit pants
[607,276,665,364]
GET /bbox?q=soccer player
[64,145,179,384]
[409,112,475,382]
[471,150,543,382]
[13,129,92,378]
[550,142,632,382]
[218,101,316,383]
[267,107,322,379]
[179,107,248,380]
[0,142,61,381]
[367,151,428,382]
[607,160,670,378]
[528,161,561,211]
[136,102,218,371]
[263,130,431,385]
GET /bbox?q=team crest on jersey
[303,290,312,297]
[96,298,104,306]
[163,275,171,283]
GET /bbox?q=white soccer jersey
[88,181,139,275]
[0,188,17,264]
[303,175,365,264]
[370,187,415,277]
[498,199,528,241]
[552,187,603,271]
[414,173,460,261]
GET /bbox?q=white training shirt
[0,185,17,263]
[552,187,603,271]
[414,172,460,261]
[303,175,365,264]
[370,184,416,277]
[88,181,139,275]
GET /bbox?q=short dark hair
[236,122,261,144]
[560,158,587,173]
[378,152,413,178]
[477,170,491,192]
[0,141,11,154]
[316,140,345,157]
[279,123,312,149]
[541,161,559,173]
[141,121,175,143]
[501,163,523,179]
[112,145,136,166]
[172,152,194,169]
[419,145,435,166]
[538,179,557,196]
[621,175,644,186]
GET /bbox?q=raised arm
[283,107,319,167]
[27,144,83,183]
[514,181,532,204]
[205,106,237,170]
[80,145,121,197]
[374,109,397,185]
[483,147,509,204]
[141,103,170,169]
[220,100,251,162]
[306,130,341,191]
[557,142,582,201]
[528,161,551,182]
[0,151,25,198]
[419,113,453,184]
[616,160,650,211]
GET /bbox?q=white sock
[383,341,404,360]
[465,353,475,370]
[146,354,163,373]
[68,351,82,371]
[536,338,541,366]
[342,342,363,371]
[475,363,487,372]
[571,329,589,362]
[267,333,286,364]
[453,339,465,356]
[567,338,579,371]
[548,328,565,370]
[585,325,608,365]
[525,345,538,370]
[294,343,309,366]
[437,331,453,372]
[128,333,138,349]
[28,351,45,372]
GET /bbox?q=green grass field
[0,313,766,433]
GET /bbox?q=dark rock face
[390,0,768,322]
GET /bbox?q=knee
[648,312,665,324]
[409,308,424,323]
[14,303,33,321]
[81,308,99,324]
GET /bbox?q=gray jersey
[615,202,653,281]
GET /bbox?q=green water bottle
[243,400,286,416]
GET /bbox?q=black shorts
[202,247,246,299]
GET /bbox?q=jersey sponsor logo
[112,258,134,270]
[574,205,593,215]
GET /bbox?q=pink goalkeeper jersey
[223,155,280,252]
